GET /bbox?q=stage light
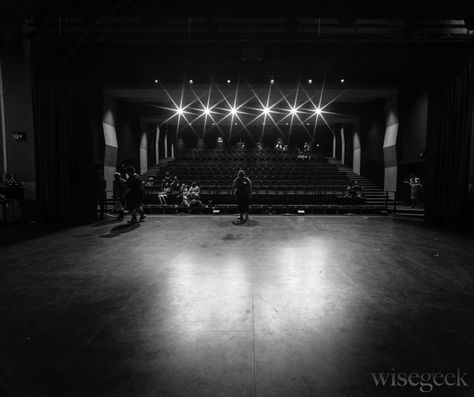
[234,122,238,125]
[270,79,275,84]
[154,79,158,83]
[188,79,194,84]
[306,122,310,125]
[175,107,184,116]
[203,107,211,115]
[314,107,322,115]
[340,78,345,83]
[230,107,238,116]
[316,144,320,147]
[290,107,298,115]
[227,79,231,84]
[308,79,312,84]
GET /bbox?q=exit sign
[12,131,26,141]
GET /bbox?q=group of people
[148,172,202,211]
[112,166,146,224]
[107,168,253,224]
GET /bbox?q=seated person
[187,181,202,212]
[180,183,190,207]
[170,175,179,190]
[144,177,155,188]
[352,180,365,198]
[162,172,172,186]
[158,182,171,205]
[344,181,364,199]
[187,181,200,200]
[274,142,283,152]
[303,142,310,152]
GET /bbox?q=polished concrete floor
[1,215,474,397]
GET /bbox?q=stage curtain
[31,45,103,224]
[425,57,473,226]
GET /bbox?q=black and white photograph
[1,1,474,396]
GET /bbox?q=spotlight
[154,79,158,83]
[176,107,184,116]
[314,107,322,115]
[203,107,211,115]
[290,107,298,115]
[308,79,312,84]
[226,79,231,84]
[306,123,310,125]
[229,107,238,116]
[340,78,345,83]
[262,106,270,115]
[188,79,194,84]
[270,79,275,84]
[316,144,320,147]
[234,122,238,125]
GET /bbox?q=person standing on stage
[121,166,145,224]
[408,173,422,208]
[232,169,252,222]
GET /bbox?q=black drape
[32,45,103,224]
[425,56,474,226]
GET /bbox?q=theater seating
[141,150,386,214]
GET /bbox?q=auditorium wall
[359,100,385,187]
[396,86,428,195]
[116,101,141,170]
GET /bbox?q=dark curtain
[425,57,473,226]
[31,45,103,224]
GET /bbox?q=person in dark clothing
[232,169,252,222]
[113,172,126,220]
[95,170,107,219]
[122,166,145,224]
[162,172,172,186]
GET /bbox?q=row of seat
[141,204,382,215]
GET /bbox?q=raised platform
[1,216,472,396]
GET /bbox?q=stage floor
[1,216,474,396]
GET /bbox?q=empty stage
[1,216,473,396]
